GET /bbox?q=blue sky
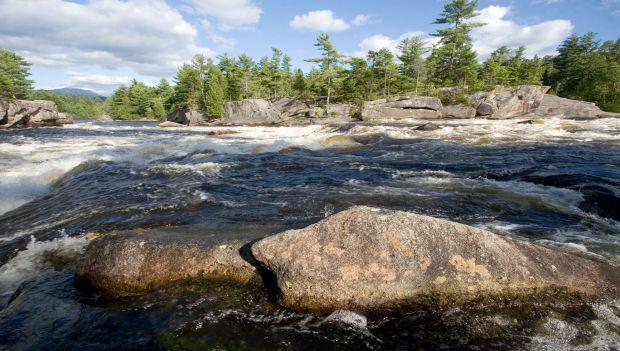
[0,0,618,95]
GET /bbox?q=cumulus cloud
[0,0,215,78]
[65,74,134,95]
[471,6,573,59]
[187,0,262,31]
[352,14,371,26]
[290,10,372,32]
[353,32,438,58]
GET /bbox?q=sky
[0,0,618,96]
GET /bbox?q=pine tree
[237,53,256,99]
[430,0,483,89]
[0,48,34,99]
[292,69,307,98]
[205,63,226,118]
[306,34,344,109]
[398,36,429,94]
[170,63,201,110]
[368,49,398,98]
[480,46,512,86]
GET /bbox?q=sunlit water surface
[1,118,619,350]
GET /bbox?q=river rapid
[0,118,619,350]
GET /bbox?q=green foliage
[292,69,307,98]
[305,33,344,106]
[398,36,429,94]
[28,90,105,118]
[429,0,483,89]
[205,63,226,117]
[543,34,620,112]
[0,48,34,99]
[480,46,543,87]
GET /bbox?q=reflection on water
[0,119,619,349]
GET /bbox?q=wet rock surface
[75,230,259,296]
[251,206,616,312]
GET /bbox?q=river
[0,118,619,350]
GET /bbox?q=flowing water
[1,118,619,350]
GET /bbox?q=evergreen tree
[341,58,374,108]
[480,46,512,86]
[0,48,34,99]
[368,48,399,98]
[306,34,344,108]
[430,0,483,89]
[218,54,242,101]
[237,53,257,99]
[170,63,201,110]
[398,36,429,94]
[205,62,226,117]
[292,69,307,98]
[108,85,131,118]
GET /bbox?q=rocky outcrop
[221,99,284,125]
[534,94,620,119]
[167,109,207,126]
[75,230,259,296]
[442,104,477,119]
[0,98,73,128]
[362,96,443,121]
[251,206,615,313]
[470,85,550,118]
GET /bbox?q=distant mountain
[47,88,106,99]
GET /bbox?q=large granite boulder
[442,104,477,119]
[362,96,443,122]
[270,97,311,118]
[251,206,615,313]
[167,109,207,126]
[535,94,620,119]
[0,98,72,128]
[362,107,441,120]
[221,99,284,125]
[75,230,259,296]
[469,85,550,118]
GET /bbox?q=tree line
[1,0,618,119]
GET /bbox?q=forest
[1,0,619,120]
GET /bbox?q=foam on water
[0,234,89,299]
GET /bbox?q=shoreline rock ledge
[251,206,616,312]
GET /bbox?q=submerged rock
[251,206,616,313]
[221,99,284,125]
[415,122,441,131]
[0,98,72,128]
[96,114,114,122]
[75,230,259,296]
[321,135,363,149]
[158,121,185,128]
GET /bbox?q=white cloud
[290,10,351,32]
[352,14,371,26]
[471,6,573,59]
[65,74,133,95]
[187,0,262,31]
[353,32,437,58]
[0,0,215,78]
